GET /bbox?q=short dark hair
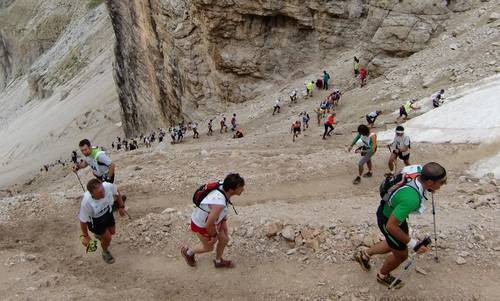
[79,139,91,148]
[357,124,370,136]
[223,173,245,191]
[87,179,102,192]
[421,162,447,181]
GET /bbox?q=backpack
[192,182,238,214]
[379,167,421,203]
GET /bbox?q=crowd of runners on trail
[68,57,451,291]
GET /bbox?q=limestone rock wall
[106,0,481,137]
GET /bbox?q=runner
[233,128,244,139]
[170,127,177,144]
[359,68,367,87]
[398,99,419,123]
[220,114,228,133]
[230,114,237,132]
[192,122,200,139]
[74,139,116,183]
[331,89,342,107]
[322,112,336,140]
[300,111,310,131]
[208,119,214,136]
[353,57,360,77]
[387,126,411,175]
[366,110,383,129]
[79,179,126,264]
[291,120,302,142]
[354,162,447,289]
[314,107,324,127]
[347,125,377,184]
[290,89,298,103]
[306,81,314,98]
[273,97,281,115]
[323,70,331,90]
[71,150,78,164]
[181,173,245,268]
[432,89,445,108]
[176,123,184,142]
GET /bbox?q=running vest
[388,179,428,215]
[360,133,377,153]
[387,165,428,214]
[404,101,413,112]
[85,147,109,177]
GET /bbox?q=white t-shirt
[79,182,117,223]
[391,134,411,156]
[191,189,229,228]
[367,111,379,119]
[84,151,112,177]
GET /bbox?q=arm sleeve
[97,153,112,166]
[391,188,420,222]
[351,134,361,146]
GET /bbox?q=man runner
[354,162,447,289]
[208,119,214,136]
[323,70,331,90]
[387,126,411,175]
[181,173,245,268]
[432,89,445,108]
[398,99,419,123]
[220,114,228,133]
[290,89,298,103]
[79,179,126,264]
[322,112,336,140]
[291,120,302,142]
[348,125,377,184]
[74,139,116,183]
[366,110,382,129]
[273,98,281,115]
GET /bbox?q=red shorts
[190,219,225,238]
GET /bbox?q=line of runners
[72,63,448,289]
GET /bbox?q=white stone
[456,256,467,265]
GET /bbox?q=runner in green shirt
[354,162,447,289]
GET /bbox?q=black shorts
[366,116,376,124]
[87,210,115,235]
[96,174,115,183]
[293,128,301,134]
[397,152,410,161]
[376,202,408,250]
[399,107,408,117]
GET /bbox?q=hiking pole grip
[413,236,432,252]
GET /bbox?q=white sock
[186,249,194,256]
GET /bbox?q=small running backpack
[379,165,422,202]
[192,182,238,214]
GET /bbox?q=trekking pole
[431,193,439,262]
[389,237,432,290]
[74,171,85,192]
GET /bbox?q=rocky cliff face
[107,0,481,137]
